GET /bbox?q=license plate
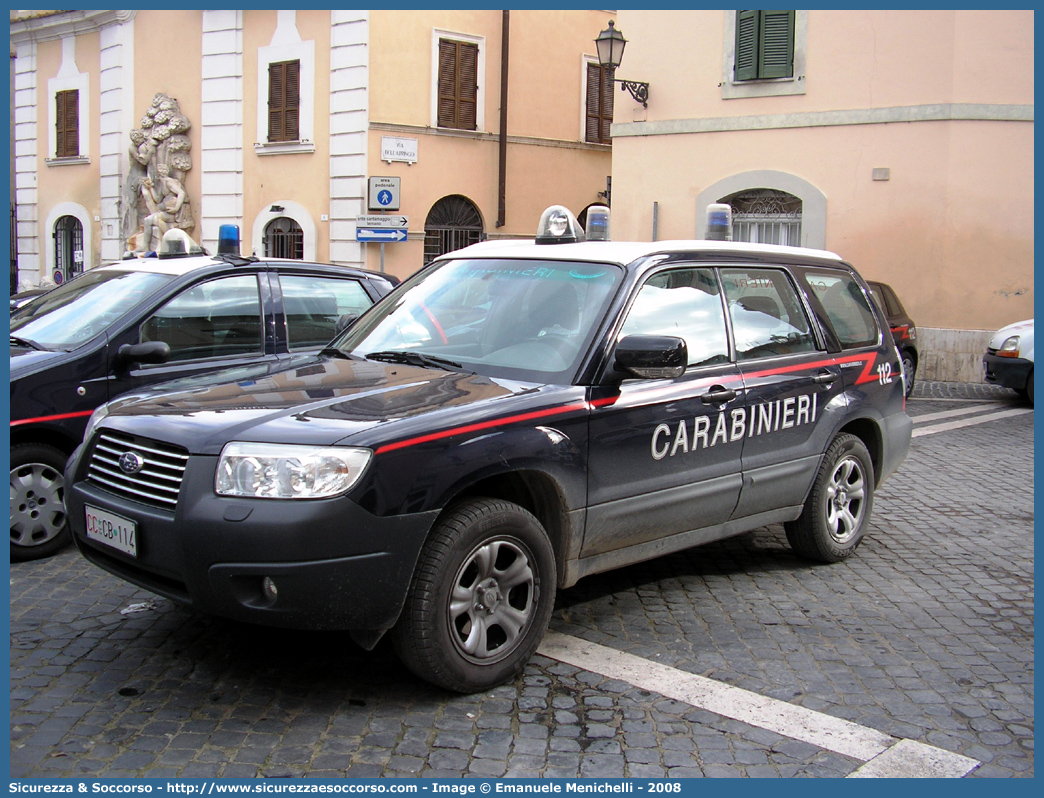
[85,506,137,557]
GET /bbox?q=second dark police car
[66,206,911,693]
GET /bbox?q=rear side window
[280,275,373,350]
[803,272,878,349]
[721,268,817,360]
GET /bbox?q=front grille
[86,431,189,511]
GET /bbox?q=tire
[392,498,556,693]
[1025,369,1034,406]
[785,433,874,563]
[11,443,72,562]
[901,350,917,399]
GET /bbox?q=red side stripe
[374,402,590,455]
[10,410,94,428]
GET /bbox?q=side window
[141,275,263,363]
[281,275,373,350]
[802,272,878,349]
[721,268,816,360]
[620,268,729,368]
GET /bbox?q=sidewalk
[911,379,1021,401]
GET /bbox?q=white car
[983,319,1034,405]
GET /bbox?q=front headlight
[998,335,1021,357]
[215,442,372,499]
[84,403,110,441]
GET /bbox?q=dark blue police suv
[65,207,911,692]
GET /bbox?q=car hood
[10,345,69,377]
[99,355,577,455]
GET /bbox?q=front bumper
[982,353,1032,391]
[65,444,438,632]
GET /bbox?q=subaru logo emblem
[118,452,145,475]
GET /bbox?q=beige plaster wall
[367,9,614,281]
[132,11,203,228]
[242,10,333,262]
[610,9,1033,333]
[35,34,102,268]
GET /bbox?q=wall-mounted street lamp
[595,20,649,108]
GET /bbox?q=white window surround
[430,28,486,131]
[721,10,808,100]
[47,36,90,162]
[250,201,317,261]
[695,170,826,249]
[255,10,315,154]
[44,202,92,282]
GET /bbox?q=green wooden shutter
[734,10,759,81]
[759,10,795,79]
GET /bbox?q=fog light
[262,577,279,603]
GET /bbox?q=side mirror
[614,335,687,380]
[118,341,171,366]
[335,314,360,335]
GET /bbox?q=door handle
[812,371,837,385]
[701,386,737,404]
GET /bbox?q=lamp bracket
[615,79,649,108]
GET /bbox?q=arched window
[264,217,304,260]
[424,195,483,265]
[724,189,802,246]
[54,215,83,284]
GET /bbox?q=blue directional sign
[356,228,407,243]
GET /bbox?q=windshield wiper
[366,350,465,371]
[10,335,48,351]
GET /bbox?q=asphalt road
[9,382,1034,779]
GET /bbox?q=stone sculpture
[122,93,196,253]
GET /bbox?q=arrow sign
[356,214,408,229]
[356,228,408,243]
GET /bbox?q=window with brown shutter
[55,89,79,158]
[268,60,301,142]
[437,39,478,131]
[585,63,614,144]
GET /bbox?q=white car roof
[439,238,844,267]
[93,255,223,277]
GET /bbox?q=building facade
[11,9,614,287]
[608,10,1034,381]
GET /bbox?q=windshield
[336,257,623,382]
[10,269,174,350]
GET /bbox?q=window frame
[46,66,90,165]
[721,10,807,100]
[255,34,315,155]
[431,29,485,131]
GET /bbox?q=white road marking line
[911,403,1007,425]
[912,408,1033,437]
[848,739,979,778]
[537,631,981,777]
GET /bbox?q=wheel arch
[436,468,574,589]
[10,426,80,458]
[837,417,884,487]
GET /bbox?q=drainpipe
[496,11,509,228]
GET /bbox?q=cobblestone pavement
[9,383,1033,778]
